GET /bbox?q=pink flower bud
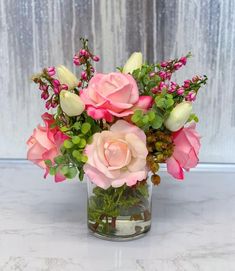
[47,66,56,76]
[90,67,95,73]
[53,87,60,95]
[192,75,201,82]
[159,81,168,90]
[179,56,187,65]
[159,71,167,80]
[52,79,60,87]
[73,55,80,66]
[77,81,82,88]
[177,87,185,95]
[166,72,172,80]
[51,100,58,108]
[79,49,89,58]
[160,61,168,68]
[81,71,87,80]
[174,62,183,70]
[45,100,51,110]
[41,91,49,100]
[60,84,68,90]
[186,91,196,101]
[92,55,100,62]
[39,84,48,92]
[151,86,159,94]
[168,81,178,93]
[149,72,156,78]
[183,80,191,88]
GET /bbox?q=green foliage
[187,113,199,123]
[88,181,150,233]
[132,64,161,96]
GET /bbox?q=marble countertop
[0,162,235,271]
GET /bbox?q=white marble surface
[0,162,235,271]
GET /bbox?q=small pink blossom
[158,71,167,80]
[166,123,201,180]
[186,91,196,101]
[52,79,60,88]
[174,62,183,70]
[39,84,48,92]
[183,80,191,88]
[27,113,69,182]
[179,56,187,65]
[160,61,168,68]
[47,66,56,76]
[84,120,148,189]
[73,55,80,66]
[41,91,49,100]
[80,72,153,122]
[177,87,185,95]
[92,55,100,62]
[81,71,87,80]
[45,100,51,110]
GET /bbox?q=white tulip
[164,101,193,132]
[123,52,143,74]
[56,65,79,90]
[60,90,85,117]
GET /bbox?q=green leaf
[64,140,74,149]
[49,167,56,176]
[54,155,66,164]
[142,115,149,124]
[165,98,174,109]
[155,97,165,108]
[147,80,157,89]
[81,155,88,163]
[148,111,155,121]
[73,122,81,130]
[60,165,69,175]
[44,159,52,167]
[78,138,86,148]
[72,136,81,144]
[81,123,91,134]
[152,115,163,129]
[65,167,77,179]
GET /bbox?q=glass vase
[87,176,152,241]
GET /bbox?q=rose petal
[166,156,184,180]
[86,106,113,122]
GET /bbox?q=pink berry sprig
[73,38,99,88]
[32,66,68,110]
[156,52,192,81]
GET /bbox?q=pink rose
[80,72,153,122]
[27,113,69,182]
[166,123,201,180]
[84,120,148,189]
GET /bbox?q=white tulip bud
[56,65,79,90]
[60,90,85,117]
[164,101,193,132]
[123,52,143,74]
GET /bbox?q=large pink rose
[80,72,153,122]
[27,113,69,182]
[84,120,148,189]
[166,123,201,180]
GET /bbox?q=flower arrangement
[27,38,207,239]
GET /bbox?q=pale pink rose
[80,72,153,122]
[27,113,69,182]
[166,123,201,180]
[84,120,148,189]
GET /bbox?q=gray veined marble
[0,0,235,162]
[0,162,235,270]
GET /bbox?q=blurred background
[0,0,234,163]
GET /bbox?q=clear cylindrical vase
[87,176,152,241]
